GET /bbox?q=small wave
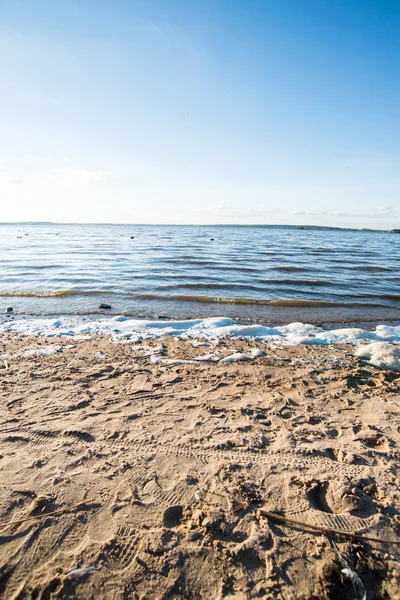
[160,283,228,290]
[161,262,261,273]
[269,299,347,307]
[0,289,109,298]
[158,280,333,291]
[136,293,280,305]
[271,266,308,272]
[351,265,391,271]
[211,265,261,273]
[162,259,216,266]
[169,295,274,306]
[310,249,336,254]
[261,279,333,287]
[135,293,265,305]
[134,293,383,308]
[158,283,265,292]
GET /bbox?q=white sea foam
[1,315,400,370]
[1,315,400,345]
[220,352,252,364]
[23,344,63,357]
[355,342,400,371]
[193,352,220,362]
[250,348,267,358]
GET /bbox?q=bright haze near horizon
[0,0,399,229]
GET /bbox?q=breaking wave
[0,290,109,298]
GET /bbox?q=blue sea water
[0,223,399,324]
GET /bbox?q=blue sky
[0,0,399,227]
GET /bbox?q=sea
[0,223,399,327]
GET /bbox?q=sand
[0,333,400,599]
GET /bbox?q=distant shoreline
[0,221,393,232]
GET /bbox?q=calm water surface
[0,224,399,324]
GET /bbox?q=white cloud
[290,207,399,219]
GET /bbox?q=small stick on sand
[259,509,400,545]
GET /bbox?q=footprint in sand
[101,525,139,570]
[355,430,390,451]
[63,429,96,443]
[306,479,376,518]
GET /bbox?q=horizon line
[0,221,390,232]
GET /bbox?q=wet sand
[0,333,399,599]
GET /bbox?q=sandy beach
[0,332,399,599]
[2,0,400,596]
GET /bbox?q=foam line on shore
[1,314,400,345]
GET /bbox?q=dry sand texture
[0,333,400,599]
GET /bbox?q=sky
[0,0,399,227]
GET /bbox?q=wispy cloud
[291,207,399,219]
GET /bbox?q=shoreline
[1,296,399,328]
[0,331,400,598]
[1,315,400,370]
[2,309,400,331]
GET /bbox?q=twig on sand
[259,509,400,545]
[0,499,97,533]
